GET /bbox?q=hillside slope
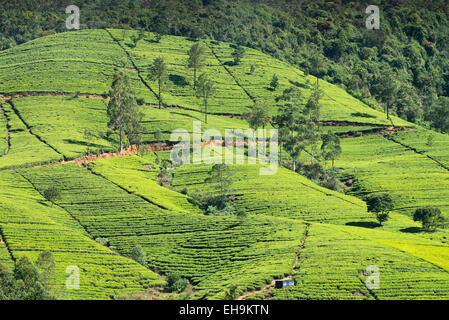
[0,29,448,300]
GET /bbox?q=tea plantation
[0,29,448,300]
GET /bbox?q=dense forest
[1,0,449,131]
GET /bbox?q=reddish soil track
[0,92,109,101]
[64,144,172,166]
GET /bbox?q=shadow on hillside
[224,61,237,67]
[351,112,377,119]
[346,221,381,229]
[170,111,201,122]
[63,139,106,149]
[289,80,309,89]
[169,74,189,87]
[400,227,434,234]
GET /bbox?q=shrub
[95,237,110,246]
[224,284,239,300]
[365,193,394,225]
[130,245,147,267]
[270,74,279,90]
[206,202,246,217]
[164,272,189,293]
[43,186,61,206]
[154,129,163,141]
[231,46,245,65]
[1,253,56,300]
[296,162,343,193]
[413,207,446,231]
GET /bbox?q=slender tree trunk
[280,142,282,162]
[386,101,390,119]
[194,68,197,90]
[263,124,266,159]
[291,127,295,172]
[205,100,208,124]
[158,79,161,109]
[119,124,123,155]
[311,145,314,164]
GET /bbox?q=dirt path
[236,223,310,300]
[0,92,110,101]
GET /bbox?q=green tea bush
[164,272,189,293]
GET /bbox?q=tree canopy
[107,70,144,154]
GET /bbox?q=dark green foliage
[130,245,147,267]
[95,237,110,246]
[296,162,343,193]
[43,186,61,205]
[366,193,394,225]
[206,202,246,218]
[270,74,279,91]
[231,46,245,65]
[195,73,215,124]
[205,164,233,196]
[2,1,449,129]
[304,83,322,163]
[187,43,207,90]
[429,97,449,133]
[413,207,447,231]
[148,57,169,109]
[158,166,173,188]
[321,130,342,168]
[0,253,56,300]
[249,64,256,74]
[244,102,271,132]
[203,164,237,212]
[274,87,306,171]
[164,272,189,293]
[2,0,449,126]
[374,71,399,119]
[83,128,95,144]
[154,129,163,141]
[107,70,144,153]
[224,284,238,300]
[35,251,57,294]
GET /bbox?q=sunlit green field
[0,28,448,300]
[0,170,162,299]
[335,135,449,219]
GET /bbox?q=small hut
[275,280,295,289]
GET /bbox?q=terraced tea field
[18,163,310,299]
[0,29,156,103]
[207,40,411,127]
[172,163,369,224]
[0,170,162,299]
[107,29,252,115]
[335,135,449,222]
[393,128,449,168]
[0,101,63,169]
[0,28,448,300]
[268,223,449,300]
